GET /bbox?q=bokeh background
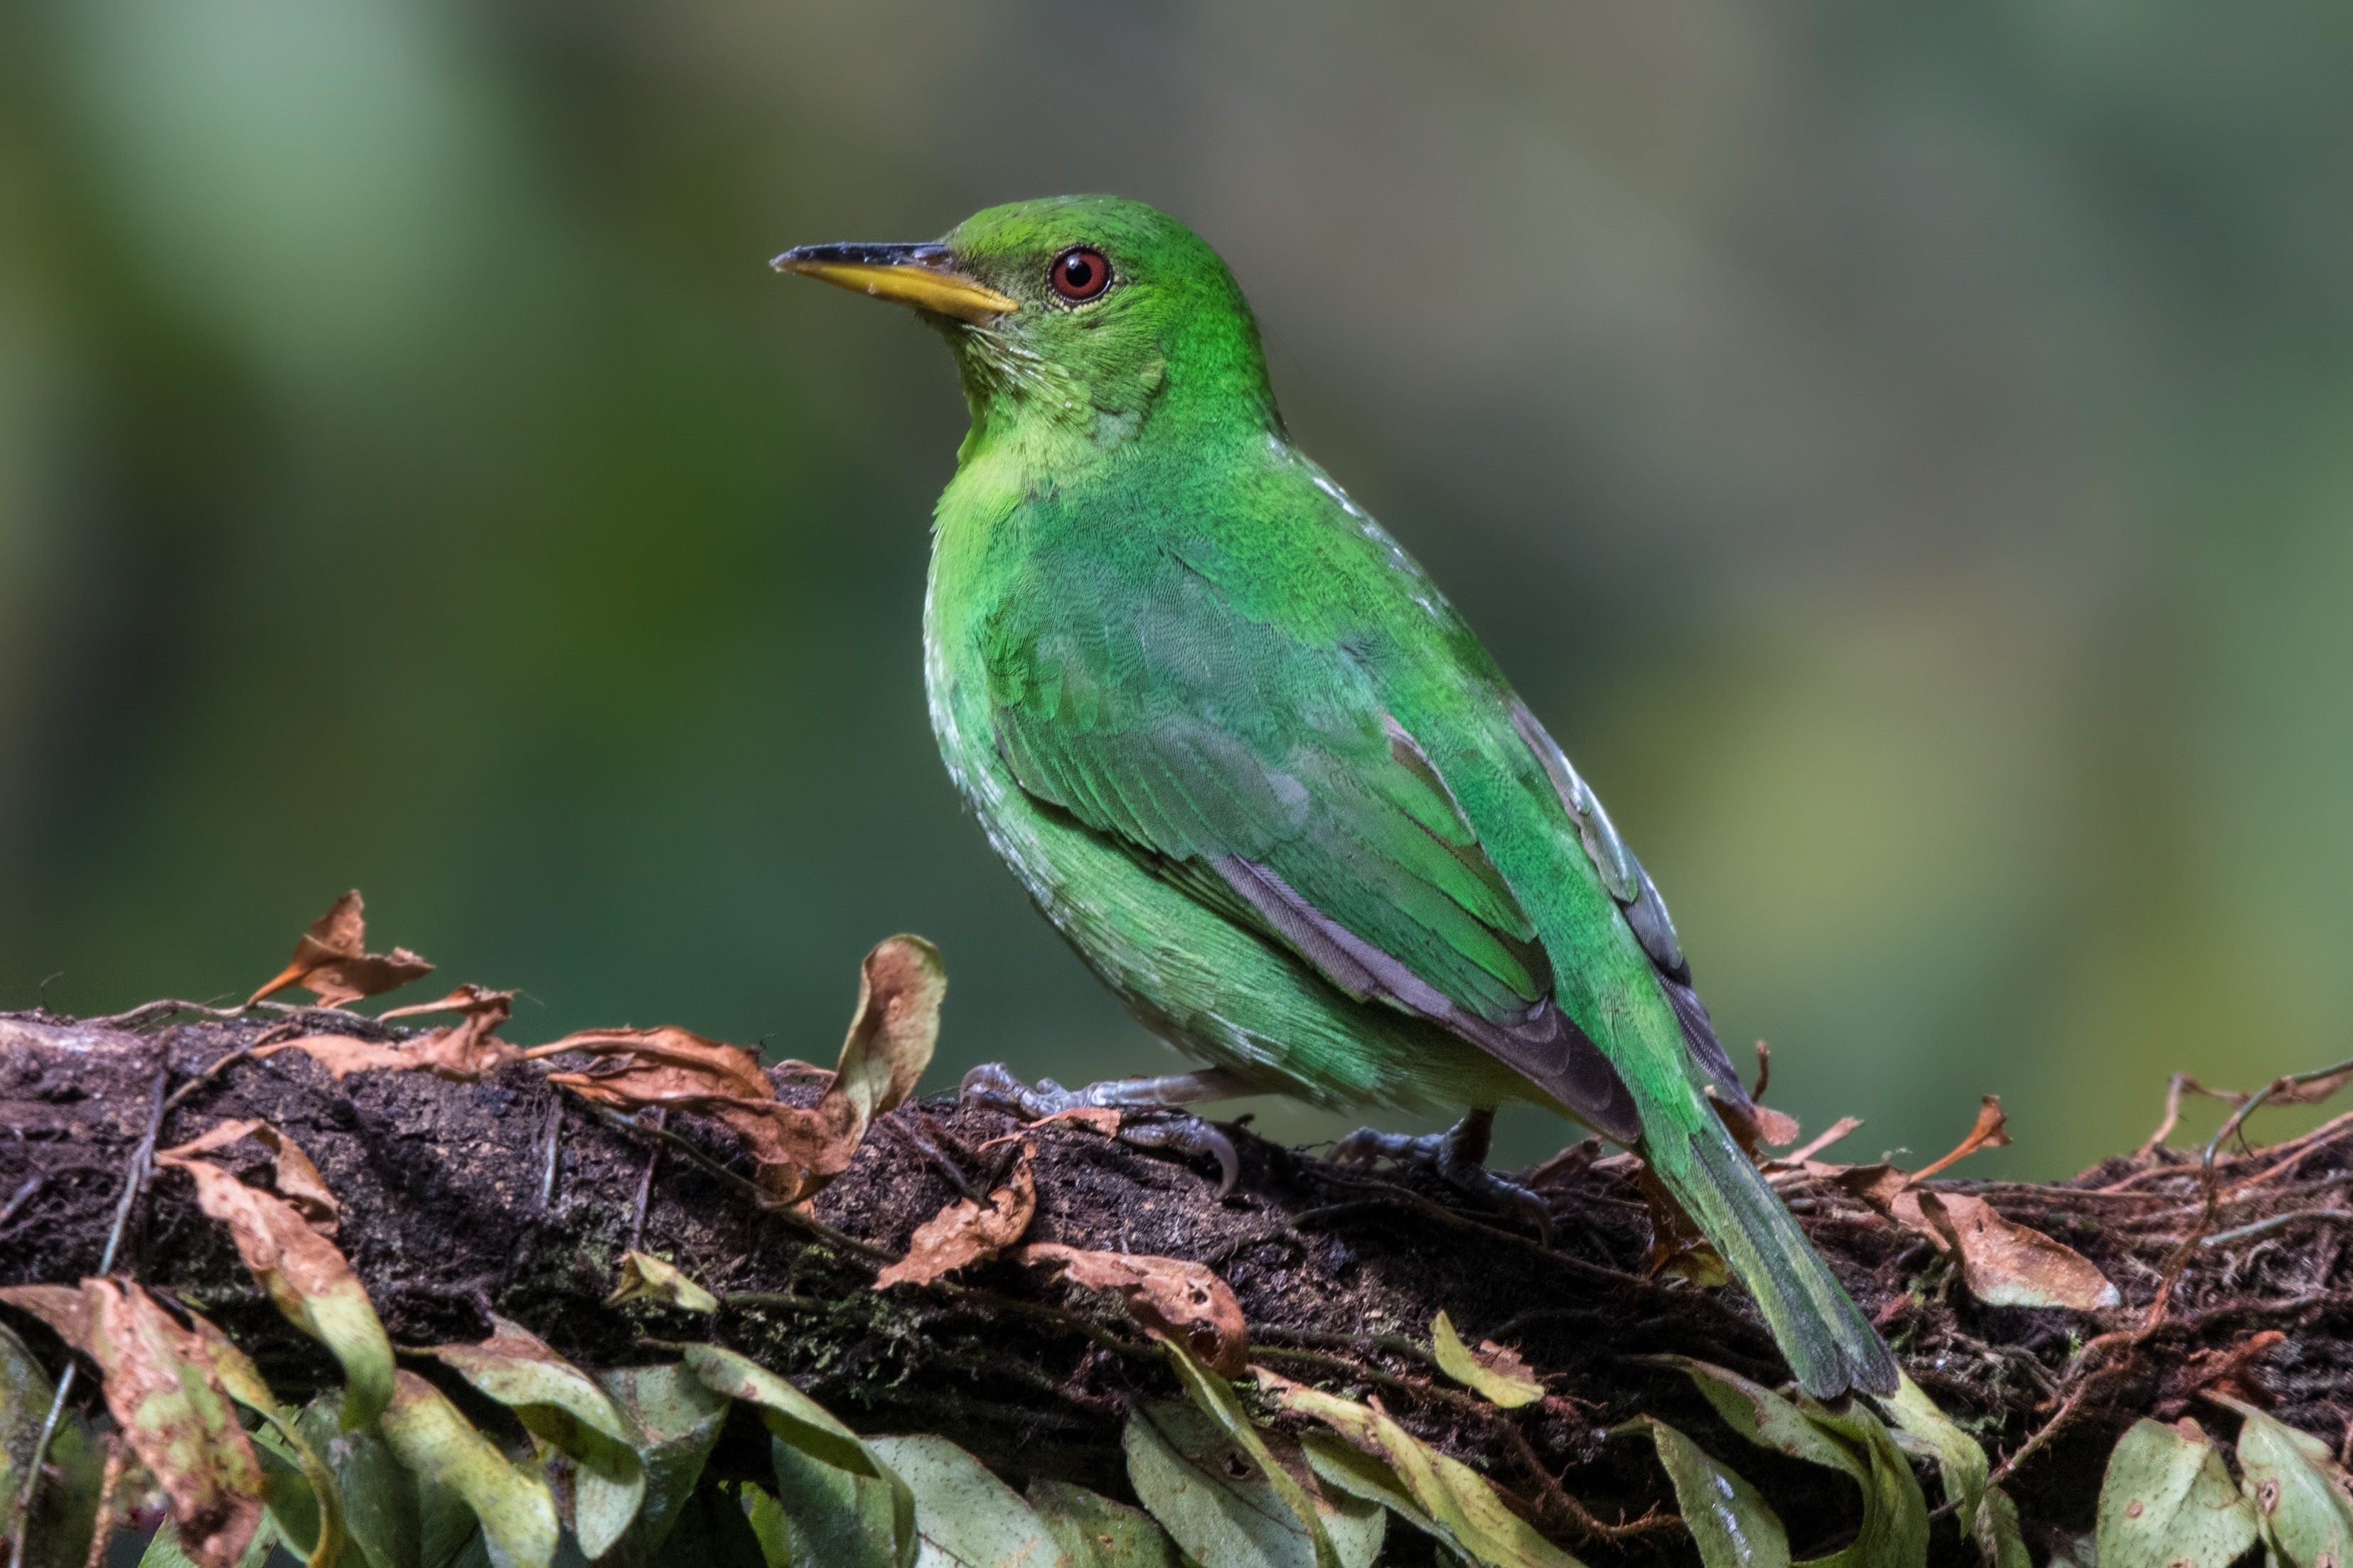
[4,1,2349,1178]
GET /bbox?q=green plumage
[792,195,1894,1398]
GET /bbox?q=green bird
[777,196,1897,1398]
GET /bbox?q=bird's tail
[1646,1106,1898,1399]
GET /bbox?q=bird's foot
[1331,1109,1555,1242]
[958,1063,1245,1198]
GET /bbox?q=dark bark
[3,1006,2348,1566]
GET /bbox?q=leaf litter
[16,893,2353,1566]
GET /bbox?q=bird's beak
[771,242,1019,325]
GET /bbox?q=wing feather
[981,557,1642,1137]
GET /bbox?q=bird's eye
[1049,247,1112,302]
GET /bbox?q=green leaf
[595,1363,731,1565]
[2216,1395,2353,1567]
[0,1321,105,1568]
[1029,1478,1185,1568]
[679,1343,916,1565]
[1863,1375,2032,1563]
[1874,1375,1986,1534]
[866,1435,1070,1567]
[2095,1417,2260,1568]
[768,1435,901,1568]
[1621,1416,1788,1568]
[1126,1402,1321,1568]
[1870,1375,2031,1568]
[1430,1312,1544,1409]
[1801,1402,1931,1568]
[605,1253,719,1315]
[1657,1357,1927,1568]
[1156,1339,1377,1568]
[741,1481,791,1567]
[1656,1357,1860,1476]
[1971,1488,2032,1568]
[1298,1430,1435,1538]
[378,1370,559,1568]
[426,1318,644,1559]
[655,1481,769,1568]
[299,1394,421,1568]
[1263,1372,1577,1568]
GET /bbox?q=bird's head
[776,195,1277,454]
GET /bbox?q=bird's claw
[957,1063,1241,1198]
[1332,1119,1556,1243]
[1114,1115,1240,1199]
[957,1062,1074,1121]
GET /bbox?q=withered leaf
[759,934,943,1201]
[261,985,518,1085]
[539,1024,796,1187]
[1910,1096,2012,1182]
[0,1279,264,1568]
[542,935,943,1204]
[874,1144,1036,1289]
[247,891,434,1009]
[1710,1085,1802,1154]
[1773,1115,1865,1169]
[1912,1190,2121,1312]
[1020,1243,1248,1376]
[160,1119,341,1236]
[161,1156,396,1424]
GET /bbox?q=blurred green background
[4,1,2348,1179]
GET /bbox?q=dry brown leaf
[1750,1103,1802,1149]
[0,1279,265,1568]
[161,1155,396,1421]
[1019,1242,1248,1376]
[1910,1096,2012,1182]
[758,935,944,1201]
[166,1159,355,1309]
[540,1024,796,1171]
[1710,1087,1802,1155]
[1765,1092,2107,1311]
[247,891,434,1009]
[262,985,518,1084]
[874,1144,1037,1289]
[1774,1115,1865,1168]
[2138,1063,2353,1157]
[1909,1190,2121,1312]
[541,935,943,1203]
[159,1119,341,1235]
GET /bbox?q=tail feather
[1651,1110,1898,1399]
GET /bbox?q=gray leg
[959,1063,1253,1196]
[1332,1109,1553,1239]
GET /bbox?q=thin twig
[2200,1209,2353,1250]
[627,1109,667,1252]
[0,1176,41,1231]
[537,1097,564,1213]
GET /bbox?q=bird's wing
[979,542,1644,1139]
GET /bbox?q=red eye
[1049,247,1111,302]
